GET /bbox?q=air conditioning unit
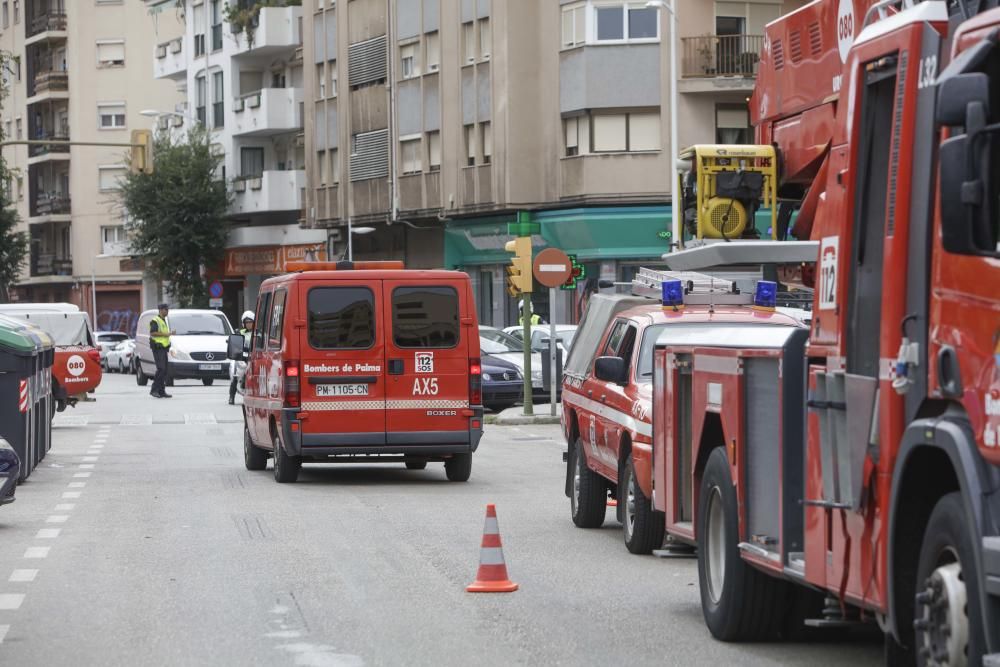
[233,98,245,112]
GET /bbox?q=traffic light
[130,129,154,175]
[504,236,533,296]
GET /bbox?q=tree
[0,52,26,303]
[119,126,231,307]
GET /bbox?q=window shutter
[348,35,387,87]
[629,113,661,151]
[97,41,125,65]
[593,114,626,152]
[349,129,389,181]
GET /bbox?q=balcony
[31,191,71,220]
[27,130,71,163]
[232,170,305,214]
[26,12,67,44]
[232,6,302,58]
[154,37,187,80]
[679,34,764,94]
[231,87,303,137]
[30,251,73,278]
[29,70,69,102]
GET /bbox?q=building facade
[146,0,325,320]
[1,0,183,333]
[303,0,806,326]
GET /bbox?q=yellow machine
[676,145,777,246]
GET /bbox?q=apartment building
[0,0,182,332]
[147,0,326,318]
[304,0,806,326]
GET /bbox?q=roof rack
[632,268,756,306]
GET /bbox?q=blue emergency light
[753,280,777,311]
[662,279,684,310]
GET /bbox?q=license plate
[199,364,222,371]
[316,383,369,397]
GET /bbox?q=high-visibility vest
[519,313,541,326]
[151,315,171,348]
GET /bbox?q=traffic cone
[467,504,518,593]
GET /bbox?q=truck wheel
[697,447,788,641]
[244,425,266,471]
[622,455,665,554]
[272,432,300,483]
[570,437,607,528]
[405,460,427,470]
[444,453,472,482]
[202,378,214,387]
[136,363,148,386]
[912,492,985,665]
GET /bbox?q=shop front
[222,242,327,324]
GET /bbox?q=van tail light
[87,348,101,365]
[284,361,301,408]
[470,357,482,407]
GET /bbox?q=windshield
[636,324,668,382]
[533,329,576,350]
[479,329,524,353]
[170,313,232,335]
[98,332,128,342]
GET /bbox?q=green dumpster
[0,314,54,481]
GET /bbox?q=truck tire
[272,432,300,483]
[697,447,788,641]
[622,455,665,554]
[570,437,607,528]
[244,425,266,471]
[405,460,427,470]
[444,453,472,482]
[912,492,986,665]
[136,363,148,386]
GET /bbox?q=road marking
[62,492,81,499]
[79,464,95,469]
[82,457,98,462]
[46,515,69,524]
[0,625,9,643]
[73,472,91,478]
[68,482,85,488]
[23,547,49,559]
[121,414,152,426]
[52,415,88,427]
[35,529,60,539]
[0,595,24,611]
[185,413,218,425]
[90,445,104,449]
[8,570,36,583]
[55,504,75,511]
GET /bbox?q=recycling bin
[0,315,54,481]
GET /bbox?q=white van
[134,309,234,387]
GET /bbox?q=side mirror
[227,333,246,360]
[936,73,989,126]
[594,356,627,385]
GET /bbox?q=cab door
[245,289,272,446]
[300,280,387,443]
[382,280,469,441]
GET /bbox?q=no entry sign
[532,248,572,288]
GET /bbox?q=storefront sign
[225,244,327,277]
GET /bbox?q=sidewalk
[488,403,562,426]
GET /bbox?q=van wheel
[405,460,427,470]
[202,378,214,387]
[622,455,665,554]
[272,432,300,483]
[136,363,148,386]
[570,437,607,528]
[697,447,788,641]
[244,426,266,471]
[444,453,472,482]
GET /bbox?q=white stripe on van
[561,393,652,439]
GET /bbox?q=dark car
[482,354,523,412]
[0,438,20,505]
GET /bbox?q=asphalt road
[0,372,883,666]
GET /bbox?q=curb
[488,404,562,426]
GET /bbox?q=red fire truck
[649,0,1000,662]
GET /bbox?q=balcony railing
[32,70,69,94]
[33,192,71,216]
[28,130,70,157]
[681,34,764,78]
[30,252,73,277]
[28,12,67,38]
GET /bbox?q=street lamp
[646,0,680,249]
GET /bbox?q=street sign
[209,298,223,309]
[532,248,572,288]
[208,280,224,299]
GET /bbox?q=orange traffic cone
[607,498,618,507]
[467,504,518,593]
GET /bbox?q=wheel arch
[693,411,726,531]
[564,407,580,497]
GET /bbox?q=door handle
[388,359,404,375]
[587,390,593,397]
[600,395,606,402]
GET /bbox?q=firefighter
[229,311,255,405]
[149,302,175,399]
[518,300,543,326]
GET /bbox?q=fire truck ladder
[631,268,753,305]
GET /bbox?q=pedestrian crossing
[52,414,243,427]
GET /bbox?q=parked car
[0,437,19,506]
[134,309,234,387]
[95,331,130,368]
[105,339,135,373]
[503,324,578,353]
[481,355,523,412]
[480,327,552,400]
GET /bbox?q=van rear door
[383,280,469,441]
[301,281,387,442]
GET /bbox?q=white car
[95,331,130,367]
[105,339,136,373]
[480,326,555,400]
[502,324,577,354]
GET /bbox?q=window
[316,63,325,98]
[329,60,338,96]
[195,34,206,57]
[594,3,659,43]
[212,71,224,128]
[195,75,206,125]
[267,290,286,350]
[400,136,420,174]
[100,225,127,254]
[308,287,376,349]
[210,0,222,51]
[241,147,264,178]
[629,112,660,151]
[561,3,586,49]
[565,116,580,156]
[331,148,339,183]
[2,2,8,30]
[427,130,441,172]
[391,286,459,349]
[193,3,206,56]
[318,149,328,185]
[715,104,751,144]
[252,292,272,352]
[627,6,658,39]
[14,117,20,140]
[98,166,126,191]
[464,124,476,166]
[593,113,626,151]
[96,40,125,68]
[480,122,492,165]
[595,6,623,41]
[479,17,491,60]
[463,22,475,64]
[425,31,440,72]
[12,0,17,24]
[98,103,126,129]
[400,42,419,79]
[592,111,660,152]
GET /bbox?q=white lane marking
[46,515,69,524]
[73,473,91,478]
[68,482,85,488]
[90,445,104,449]
[55,504,75,511]
[0,595,23,611]
[35,529,60,539]
[9,570,37,583]
[62,492,81,499]
[0,625,9,643]
[86,449,100,454]
[82,457,98,462]
[23,547,49,559]
[79,464,95,469]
